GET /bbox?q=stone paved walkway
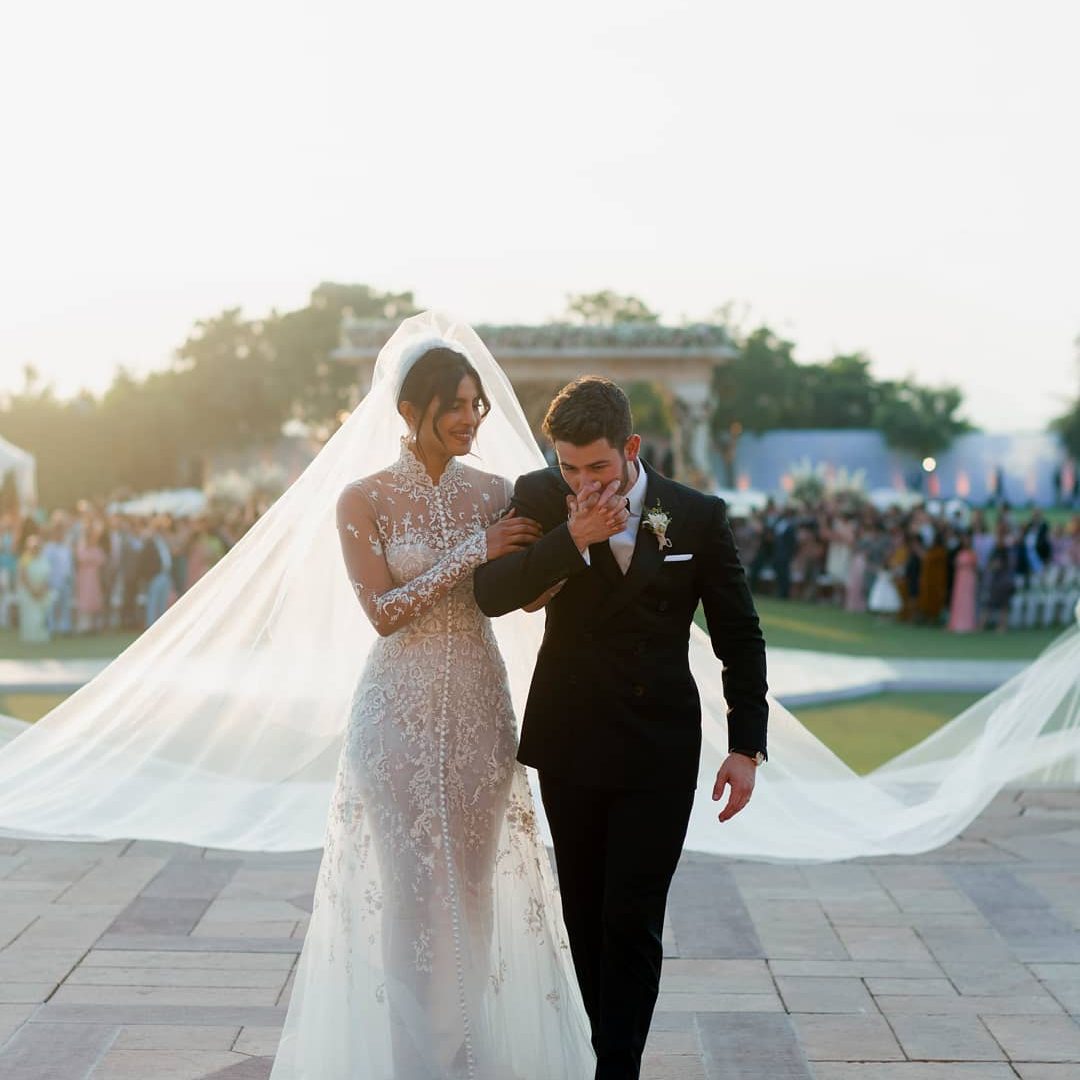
[2,787,1079,1078]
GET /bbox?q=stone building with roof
[332,318,736,483]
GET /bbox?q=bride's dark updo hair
[397,347,491,449]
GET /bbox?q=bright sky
[1,0,1077,432]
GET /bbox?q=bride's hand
[566,479,628,550]
[485,508,542,560]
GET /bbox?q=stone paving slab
[1,785,1080,1078]
[0,1020,118,1079]
[93,934,302,954]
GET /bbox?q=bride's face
[418,374,485,458]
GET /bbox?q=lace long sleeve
[336,484,489,636]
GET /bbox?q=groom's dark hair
[542,376,633,449]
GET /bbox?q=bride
[268,338,602,1078]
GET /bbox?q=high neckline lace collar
[391,434,465,489]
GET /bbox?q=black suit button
[631,684,645,697]
[657,600,670,612]
[634,642,646,656]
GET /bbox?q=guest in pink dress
[948,532,978,633]
[184,517,225,591]
[74,521,108,634]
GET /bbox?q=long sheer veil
[0,309,1077,862]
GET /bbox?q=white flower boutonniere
[642,500,673,551]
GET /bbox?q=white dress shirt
[579,460,649,575]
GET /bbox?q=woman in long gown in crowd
[74,519,108,634]
[825,512,855,603]
[947,530,978,633]
[16,534,53,643]
[844,522,869,613]
[917,529,949,624]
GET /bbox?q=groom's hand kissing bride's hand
[566,478,628,552]
[713,753,757,822]
[486,508,542,560]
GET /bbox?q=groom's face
[553,435,640,496]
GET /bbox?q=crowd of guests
[734,500,1080,632]
[2,489,1078,646]
[0,501,262,643]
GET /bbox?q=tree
[0,374,107,508]
[1052,401,1080,459]
[99,366,193,494]
[802,352,879,428]
[0,282,420,507]
[872,379,974,458]
[1050,334,1080,459]
[709,325,802,486]
[709,320,976,483]
[563,290,659,325]
[710,325,801,432]
[172,308,285,451]
[268,282,419,423]
[625,381,674,438]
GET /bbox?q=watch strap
[731,748,766,765]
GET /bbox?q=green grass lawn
[0,629,139,661]
[0,692,69,723]
[743,597,1063,660]
[981,506,1076,528]
[794,690,984,774]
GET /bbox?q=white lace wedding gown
[268,437,595,1080]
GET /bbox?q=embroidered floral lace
[268,437,594,1080]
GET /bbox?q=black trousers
[538,772,695,1080]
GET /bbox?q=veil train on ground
[0,310,1077,863]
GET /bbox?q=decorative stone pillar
[670,381,713,485]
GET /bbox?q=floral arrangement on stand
[786,457,868,508]
[205,462,287,510]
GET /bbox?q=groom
[473,376,769,1079]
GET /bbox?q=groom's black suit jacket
[473,461,768,790]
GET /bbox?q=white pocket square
[663,553,693,562]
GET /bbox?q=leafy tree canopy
[563,290,659,326]
[0,283,417,507]
[1050,334,1080,459]
[710,322,974,457]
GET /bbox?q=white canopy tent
[108,487,208,518]
[0,434,37,508]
